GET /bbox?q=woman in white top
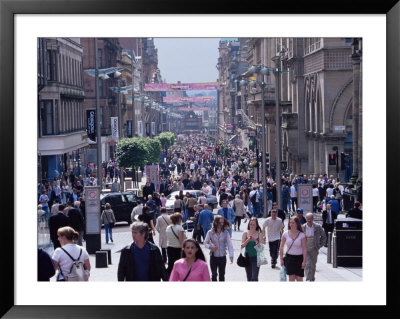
[156,207,170,264]
[52,226,91,281]
[279,216,307,282]
[166,213,186,277]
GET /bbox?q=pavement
[44,169,362,282]
[48,212,362,282]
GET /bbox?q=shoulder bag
[236,248,249,267]
[183,266,192,281]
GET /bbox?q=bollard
[100,248,112,264]
[332,233,337,268]
[95,251,108,268]
[327,232,332,264]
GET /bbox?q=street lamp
[241,67,270,216]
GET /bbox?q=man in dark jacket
[322,203,338,246]
[142,180,155,200]
[67,201,85,245]
[118,221,167,281]
[346,201,362,219]
[48,204,70,249]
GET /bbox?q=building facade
[38,38,87,182]
[223,38,361,181]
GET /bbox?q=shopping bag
[280,265,287,281]
[254,244,268,266]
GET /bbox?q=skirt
[284,253,304,277]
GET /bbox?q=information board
[85,186,101,234]
[297,184,313,213]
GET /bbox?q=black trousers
[268,239,280,264]
[210,255,227,281]
[234,216,242,229]
[323,223,334,245]
[167,246,182,277]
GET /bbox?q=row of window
[46,49,83,88]
[39,99,85,136]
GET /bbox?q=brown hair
[212,215,230,231]
[170,212,183,225]
[288,216,304,232]
[57,226,79,242]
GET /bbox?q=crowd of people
[38,133,362,282]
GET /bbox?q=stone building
[233,37,360,181]
[38,37,88,181]
[81,38,121,164]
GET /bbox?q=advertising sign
[86,110,96,141]
[179,107,209,112]
[297,184,313,213]
[137,121,143,137]
[163,96,214,103]
[145,82,220,91]
[85,186,101,234]
[111,117,119,141]
[127,120,132,138]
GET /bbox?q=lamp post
[94,38,102,190]
[117,79,125,191]
[244,65,270,217]
[272,55,282,211]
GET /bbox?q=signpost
[297,184,313,213]
[85,186,101,254]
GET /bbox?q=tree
[144,138,162,164]
[115,138,147,169]
[156,132,175,150]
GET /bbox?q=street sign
[334,125,346,131]
[259,130,263,135]
[85,187,101,234]
[298,184,313,213]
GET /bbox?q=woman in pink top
[169,239,211,281]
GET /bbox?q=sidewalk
[57,214,361,282]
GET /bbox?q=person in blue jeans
[101,203,116,244]
[197,204,214,238]
[241,217,263,281]
[217,200,235,237]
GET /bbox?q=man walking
[262,209,283,268]
[48,204,70,249]
[198,204,214,239]
[302,213,326,281]
[322,203,337,247]
[117,221,167,281]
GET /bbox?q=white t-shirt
[290,185,297,198]
[262,217,283,242]
[282,231,305,256]
[166,224,186,248]
[52,243,89,280]
[312,188,319,197]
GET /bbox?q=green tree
[156,132,175,150]
[144,137,162,164]
[115,137,147,169]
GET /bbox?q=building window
[304,38,322,55]
[98,49,102,68]
[41,100,54,135]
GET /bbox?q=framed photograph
[1,0,398,317]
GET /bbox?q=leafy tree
[115,138,147,169]
[156,132,175,150]
[144,138,162,164]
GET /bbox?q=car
[165,190,218,213]
[100,192,138,224]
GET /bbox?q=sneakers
[110,238,113,243]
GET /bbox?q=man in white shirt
[290,183,297,213]
[262,209,283,268]
[131,200,144,223]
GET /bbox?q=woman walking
[279,216,307,281]
[52,226,91,281]
[169,238,211,281]
[166,212,186,277]
[204,215,233,281]
[241,217,263,281]
[101,203,116,244]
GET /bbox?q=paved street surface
[49,211,361,282]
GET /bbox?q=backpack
[60,248,89,281]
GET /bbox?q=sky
[153,38,221,84]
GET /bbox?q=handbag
[104,210,114,228]
[236,248,249,267]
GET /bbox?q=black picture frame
[1,0,398,317]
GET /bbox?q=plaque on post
[85,186,101,254]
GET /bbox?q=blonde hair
[57,226,79,242]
